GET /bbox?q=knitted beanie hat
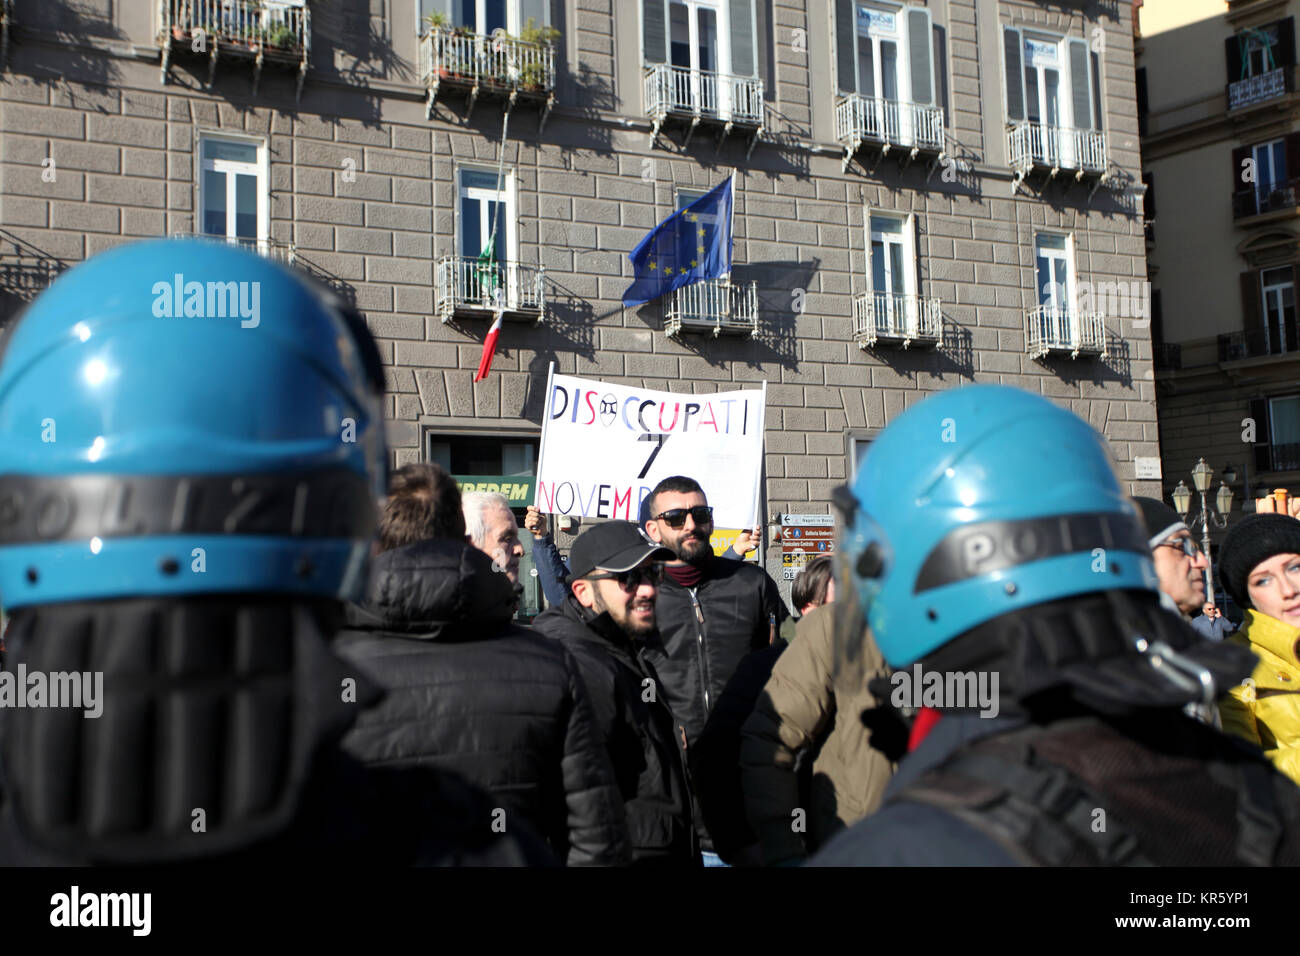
[1132,496,1188,548]
[1217,512,1300,610]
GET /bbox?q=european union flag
[622,175,733,308]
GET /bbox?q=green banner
[453,475,536,507]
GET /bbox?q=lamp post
[1171,457,1235,601]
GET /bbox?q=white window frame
[419,1,533,36]
[1034,231,1075,312]
[1261,266,1296,355]
[863,211,919,333]
[1253,139,1287,202]
[852,2,910,106]
[197,133,270,245]
[457,165,518,265]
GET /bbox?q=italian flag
[473,237,502,383]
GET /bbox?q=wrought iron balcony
[1025,305,1107,359]
[835,94,944,170]
[1007,122,1107,184]
[1153,342,1182,371]
[1233,179,1300,219]
[1218,327,1299,361]
[1265,442,1300,472]
[435,256,545,322]
[852,292,942,349]
[1228,67,1291,111]
[664,277,758,338]
[419,26,556,125]
[159,0,311,98]
[643,64,764,153]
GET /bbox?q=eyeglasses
[585,564,664,592]
[1158,537,1203,558]
[654,506,714,529]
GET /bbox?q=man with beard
[533,522,698,865]
[639,476,789,865]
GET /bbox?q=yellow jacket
[1219,609,1300,785]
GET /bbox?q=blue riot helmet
[839,385,1159,669]
[0,238,387,607]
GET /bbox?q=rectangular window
[866,213,917,334]
[198,136,267,246]
[1270,396,1300,470]
[457,166,517,308]
[1005,27,1097,136]
[1253,139,1288,210]
[849,3,932,110]
[420,0,540,35]
[1261,267,1298,355]
[1034,232,1074,346]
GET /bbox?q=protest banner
[533,366,766,530]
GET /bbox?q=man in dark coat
[533,521,698,866]
[638,475,789,861]
[334,464,630,866]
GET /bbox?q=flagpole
[533,360,557,512]
[727,172,736,280]
[756,376,767,543]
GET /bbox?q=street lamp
[1171,458,1234,600]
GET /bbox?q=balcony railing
[1218,327,1300,361]
[835,94,944,161]
[1007,122,1107,178]
[643,63,764,132]
[1233,178,1300,219]
[1153,342,1183,371]
[852,292,942,349]
[419,26,555,99]
[176,232,296,264]
[664,277,758,338]
[435,256,545,321]
[159,0,310,97]
[1025,306,1107,359]
[1228,67,1292,111]
[1265,442,1300,472]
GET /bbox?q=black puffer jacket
[533,596,698,866]
[333,538,630,866]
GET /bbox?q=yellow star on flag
[689,214,699,222]
[697,244,705,254]
[649,262,657,271]
[698,227,706,237]
[691,260,698,267]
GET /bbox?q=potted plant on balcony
[264,21,298,52]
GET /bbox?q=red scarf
[664,563,705,587]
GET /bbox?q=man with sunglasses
[1134,497,1209,617]
[533,522,699,865]
[639,476,789,865]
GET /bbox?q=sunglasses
[1158,537,1202,558]
[585,564,664,592]
[654,506,714,529]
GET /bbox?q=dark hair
[647,475,706,520]
[378,463,466,552]
[792,554,834,613]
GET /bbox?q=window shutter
[1003,27,1025,122]
[1242,269,1265,344]
[643,0,666,65]
[1226,34,1242,83]
[863,202,874,297]
[1250,396,1271,472]
[729,0,756,77]
[1290,265,1300,352]
[906,7,933,107]
[836,0,856,94]
[1279,17,1296,68]
[908,212,921,298]
[1068,38,1093,130]
[1142,172,1156,219]
[1285,132,1300,184]
[1151,289,1164,345]
[520,0,549,31]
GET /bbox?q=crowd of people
[3,239,1300,865]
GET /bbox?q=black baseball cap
[568,521,674,580]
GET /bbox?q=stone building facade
[0,0,1153,606]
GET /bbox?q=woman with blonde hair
[1218,512,1300,784]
